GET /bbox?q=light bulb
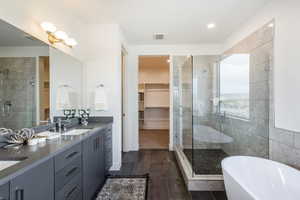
[65,38,77,46]
[207,23,216,29]
[54,31,68,41]
[41,22,56,33]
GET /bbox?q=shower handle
[2,101,12,116]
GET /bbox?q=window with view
[219,54,250,119]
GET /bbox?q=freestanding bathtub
[222,156,300,200]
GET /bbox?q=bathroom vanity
[0,14,114,200]
[0,120,113,200]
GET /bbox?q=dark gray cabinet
[82,130,105,200]
[1,126,111,200]
[0,183,9,200]
[55,173,82,200]
[54,144,83,200]
[10,159,54,200]
[104,126,112,174]
[54,143,82,173]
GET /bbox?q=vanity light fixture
[41,22,77,48]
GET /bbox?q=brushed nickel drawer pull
[65,167,78,177]
[65,186,78,199]
[65,151,78,160]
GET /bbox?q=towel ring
[96,84,104,88]
[59,84,72,88]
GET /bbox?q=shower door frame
[173,55,224,191]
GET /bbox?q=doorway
[138,55,170,149]
[121,47,127,152]
[38,56,50,124]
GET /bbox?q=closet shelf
[139,82,169,85]
[145,89,169,92]
[139,118,169,121]
[145,106,169,109]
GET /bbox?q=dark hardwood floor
[110,150,227,200]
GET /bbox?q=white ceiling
[0,19,47,46]
[69,0,273,44]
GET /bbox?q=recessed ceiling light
[207,23,216,29]
[268,23,274,28]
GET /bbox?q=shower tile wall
[172,56,193,150]
[172,56,183,147]
[213,23,273,158]
[181,57,193,149]
[192,55,221,149]
[0,57,36,130]
[268,52,300,167]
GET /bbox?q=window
[219,54,250,119]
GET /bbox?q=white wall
[223,0,300,132]
[82,24,127,170]
[124,44,222,151]
[49,47,83,117]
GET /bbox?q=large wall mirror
[0,19,83,130]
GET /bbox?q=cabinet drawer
[55,156,82,191]
[55,143,82,172]
[0,183,9,200]
[56,174,82,200]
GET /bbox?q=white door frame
[136,54,174,151]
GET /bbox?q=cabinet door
[104,126,112,174]
[0,183,9,200]
[10,159,54,200]
[82,131,106,200]
[82,134,99,200]
[96,134,105,187]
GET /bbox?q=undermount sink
[37,131,61,140]
[62,129,90,136]
[0,157,27,171]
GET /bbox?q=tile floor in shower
[183,149,228,174]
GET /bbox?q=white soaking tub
[222,156,300,200]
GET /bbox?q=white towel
[56,86,71,110]
[95,87,108,111]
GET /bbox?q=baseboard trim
[109,162,122,171]
[174,146,225,191]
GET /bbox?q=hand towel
[56,86,71,110]
[95,86,108,111]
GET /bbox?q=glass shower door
[178,56,194,170]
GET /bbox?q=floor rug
[96,174,149,200]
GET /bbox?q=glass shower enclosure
[173,51,271,177]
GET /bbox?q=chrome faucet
[56,118,72,133]
[56,118,62,133]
